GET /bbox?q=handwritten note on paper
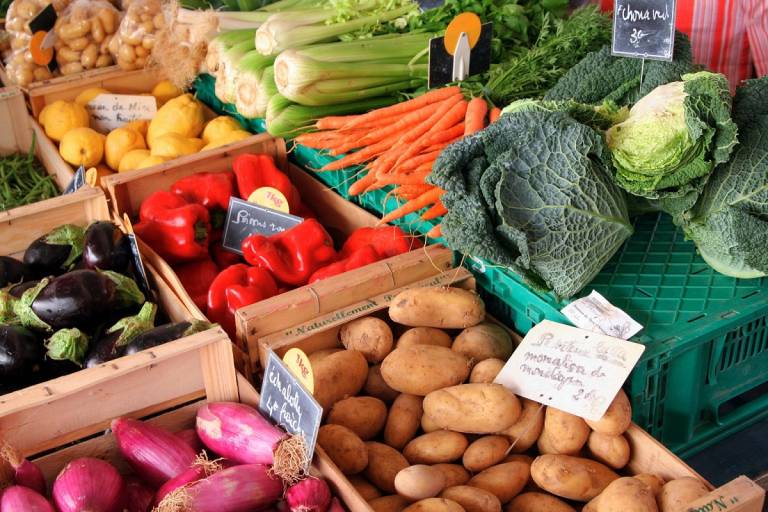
[86,94,157,132]
[494,320,645,421]
[561,291,643,340]
[612,0,677,61]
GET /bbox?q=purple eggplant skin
[0,257,34,287]
[31,270,116,330]
[84,329,122,368]
[23,239,72,277]
[83,222,130,273]
[122,321,210,356]
[8,280,40,298]
[0,325,43,390]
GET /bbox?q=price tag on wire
[122,214,153,301]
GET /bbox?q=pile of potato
[108,0,164,70]
[53,0,120,75]
[307,286,712,512]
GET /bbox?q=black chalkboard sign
[428,23,492,89]
[63,166,86,194]
[259,350,322,469]
[28,4,58,72]
[126,233,153,301]
[221,197,303,254]
[612,0,677,61]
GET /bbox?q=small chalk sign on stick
[221,197,303,255]
[428,13,492,88]
[63,165,86,195]
[612,0,677,61]
[122,214,154,301]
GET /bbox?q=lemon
[123,119,149,137]
[74,87,111,106]
[136,155,169,170]
[150,133,205,159]
[201,129,252,151]
[202,116,244,143]
[39,101,90,142]
[147,93,205,147]
[59,127,105,168]
[105,128,147,170]
[152,80,184,107]
[118,149,151,172]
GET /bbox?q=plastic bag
[53,0,120,75]
[109,0,163,70]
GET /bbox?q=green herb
[0,137,59,212]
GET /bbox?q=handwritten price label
[248,187,290,213]
[494,320,645,421]
[86,94,157,133]
[611,0,677,61]
[283,348,314,393]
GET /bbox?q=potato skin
[584,477,659,512]
[395,465,447,501]
[403,498,466,512]
[530,455,619,502]
[384,393,424,450]
[633,474,664,496]
[658,477,709,512]
[441,485,502,512]
[313,350,368,413]
[382,345,470,396]
[433,464,471,488]
[505,492,576,512]
[539,407,590,455]
[499,399,544,453]
[317,424,368,475]
[452,323,514,364]
[404,431,469,464]
[349,474,382,500]
[341,317,394,363]
[398,327,453,349]
[365,442,411,494]
[366,364,400,403]
[463,436,510,472]
[421,412,441,433]
[469,358,505,384]
[389,287,485,329]
[327,396,388,440]
[587,432,630,469]
[585,390,632,436]
[424,384,521,434]
[309,348,343,365]
[370,495,410,512]
[468,461,530,504]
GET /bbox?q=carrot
[295,130,367,149]
[320,133,400,171]
[392,101,468,169]
[316,115,361,130]
[427,224,442,238]
[358,97,460,146]
[393,184,434,199]
[490,107,501,123]
[398,149,442,171]
[464,97,488,136]
[343,86,461,129]
[371,166,432,189]
[421,201,447,220]
[348,169,378,196]
[379,187,444,225]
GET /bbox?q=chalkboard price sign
[222,197,303,254]
[63,166,86,195]
[611,0,677,61]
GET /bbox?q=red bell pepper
[174,258,220,313]
[211,242,243,270]
[308,245,381,284]
[170,171,235,212]
[233,154,302,214]
[207,264,278,338]
[341,226,420,259]
[134,191,211,263]
[241,219,337,287]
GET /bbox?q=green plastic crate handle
[712,383,768,426]
[706,335,726,386]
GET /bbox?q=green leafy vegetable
[0,139,58,213]
[501,97,628,130]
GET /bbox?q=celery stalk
[283,78,424,106]
[206,29,256,74]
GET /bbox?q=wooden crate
[257,267,766,512]
[103,139,454,369]
[0,59,120,103]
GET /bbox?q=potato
[584,477,658,512]
[441,486,501,512]
[317,424,367,475]
[469,359,505,384]
[633,474,664,496]
[366,364,400,403]
[468,461,530,504]
[382,345,470,396]
[370,495,410,512]
[530,455,619,502]
[452,323,514,364]
[389,287,485,329]
[499,399,545,453]
[503,454,533,465]
[433,464,471,488]
[395,465,447,501]
[403,498,465,512]
[403,431,469,465]
[424,384,521,434]
[384,394,423,450]
[398,327,453,349]
[421,412,441,433]
[328,396,388,440]
[585,390,631,436]
[366,442,411,494]
[350,474,382,500]
[341,317,394,362]
[312,350,368,413]
[535,430,558,455]
[587,432,630,469]
[539,408,589,455]
[658,477,709,512]
[462,436,509,472]
[505,492,576,512]
[309,348,343,365]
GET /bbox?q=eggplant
[0,257,34,287]
[23,225,85,276]
[83,222,131,273]
[121,320,211,356]
[85,303,157,368]
[0,325,43,388]
[8,280,40,298]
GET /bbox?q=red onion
[285,477,331,512]
[154,455,224,506]
[175,429,203,453]
[155,464,282,512]
[196,402,306,483]
[112,418,197,487]
[52,458,124,512]
[0,486,55,512]
[0,442,45,494]
[328,498,345,512]
[124,476,153,512]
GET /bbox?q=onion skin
[328,498,345,512]
[0,486,55,512]
[124,476,153,512]
[112,418,197,487]
[285,477,332,512]
[52,458,124,512]
[0,443,45,494]
[154,465,208,506]
[175,429,204,453]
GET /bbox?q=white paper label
[561,291,643,340]
[494,320,645,421]
[86,94,157,132]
